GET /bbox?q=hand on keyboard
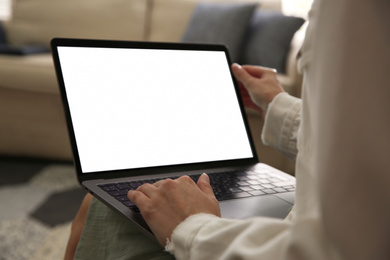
[128,173,221,246]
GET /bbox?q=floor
[0,156,87,260]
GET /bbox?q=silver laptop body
[51,38,295,239]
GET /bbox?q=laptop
[51,38,296,239]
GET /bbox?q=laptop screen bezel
[51,38,259,183]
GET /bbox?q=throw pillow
[181,2,258,63]
[0,45,49,55]
[240,11,305,74]
[0,22,6,44]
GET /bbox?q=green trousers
[74,197,175,260]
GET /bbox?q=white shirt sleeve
[261,92,301,161]
[167,0,390,259]
[306,0,390,259]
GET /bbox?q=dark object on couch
[0,22,49,55]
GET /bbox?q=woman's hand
[232,63,284,119]
[128,173,221,246]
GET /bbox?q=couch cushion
[148,0,262,43]
[5,0,148,48]
[181,2,257,62]
[240,11,305,73]
[0,54,58,94]
[147,0,198,42]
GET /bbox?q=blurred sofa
[0,0,305,174]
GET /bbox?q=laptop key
[262,189,277,194]
[229,187,242,193]
[99,184,118,191]
[238,181,250,186]
[262,184,275,189]
[273,188,287,193]
[240,186,254,192]
[131,181,143,188]
[248,190,266,196]
[273,181,296,187]
[217,192,251,201]
[116,183,131,190]
[108,190,129,196]
[122,201,140,212]
[122,200,136,207]
[115,195,130,202]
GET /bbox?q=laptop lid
[51,38,258,183]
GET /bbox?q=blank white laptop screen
[57,47,253,173]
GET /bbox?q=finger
[231,63,252,86]
[175,175,196,186]
[136,183,157,198]
[232,64,260,93]
[241,65,265,78]
[153,179,166,187]
[128,190,149,205]
[197,173,216,198]
[232,63,274,78]
[242,65,277,78]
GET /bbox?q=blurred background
[0,0,314,21]
[0,0,312,259]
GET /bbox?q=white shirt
[168,0,390,259]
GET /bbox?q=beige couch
[0,0,304,174]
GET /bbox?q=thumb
[231,63,251,86]
[231,63,259,94]
[197,173,215,198]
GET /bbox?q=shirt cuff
[262,92,301,160]
[166,213,219,259]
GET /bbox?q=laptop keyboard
[98,169,295,213]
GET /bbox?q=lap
[74,197,174,260]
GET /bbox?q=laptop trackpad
[220,195,293,220]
